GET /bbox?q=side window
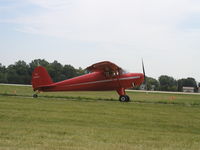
[105,72,110,78]
[110,71,116,77]
[105,71,117,78]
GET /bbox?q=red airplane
[32,61,145,102]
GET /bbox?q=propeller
[142,59,147,90]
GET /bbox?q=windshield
[121,69,129,74]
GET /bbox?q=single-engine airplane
[32,61,145,102]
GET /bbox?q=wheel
[119,95,130,102]
[119,95,126,102]
[125,95,130,102]
[33,94,38,98]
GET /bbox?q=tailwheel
[33,90,40,98]
[33,94,38,98]
[119,95,130,102]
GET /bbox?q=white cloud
[2,0,199,42]
[28,0,72,9]
[8,0,198,44]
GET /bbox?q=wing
[86,61,122,73]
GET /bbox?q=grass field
[0,84,200,150]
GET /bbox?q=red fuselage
[39,72,144,93]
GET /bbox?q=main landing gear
[117,88,130,102]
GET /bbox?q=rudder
[32,66,53,90]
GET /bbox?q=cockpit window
[104,69,129,77]
[86,69,123,77]
[105,71,116,77]
[121,69,129,74]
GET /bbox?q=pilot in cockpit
[105,71,117,78]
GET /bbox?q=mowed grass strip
[0,84,200,105]
[0,85,200,149]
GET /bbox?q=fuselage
[39,71,144,92]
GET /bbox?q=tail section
[32,66,53,90]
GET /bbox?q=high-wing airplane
[32,61,145,102]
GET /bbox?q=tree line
[144,76,199,92]
[0,59,199,92]
[0,59,85,84]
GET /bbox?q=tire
[119,95,130,102]
[125,95,130,102]
[33,94,38,98]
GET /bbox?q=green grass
[0,84,200,150]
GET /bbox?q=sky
[0,0,200,81]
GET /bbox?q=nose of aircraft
[129,73,145,86]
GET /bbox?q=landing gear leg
[116,88,130,102]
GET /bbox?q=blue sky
[0,0,200,81]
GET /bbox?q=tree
[177,77,197,92]
[7,61,30,84]
[177,79,183,92]
[16,61,30,84]
[48,60,63,82]
[146,77,159,91]
[29,59,49,75]
[183,77,197,87]
[29,59,85,83]
[159,75,177,91]
[62,65,77,79]
[0,60,86,84]
[6,65,20,84]
[0,63,7,83]
[76,67,85,76]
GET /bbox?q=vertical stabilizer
[32,66,53,90]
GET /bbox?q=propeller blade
[142,59,147,90]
